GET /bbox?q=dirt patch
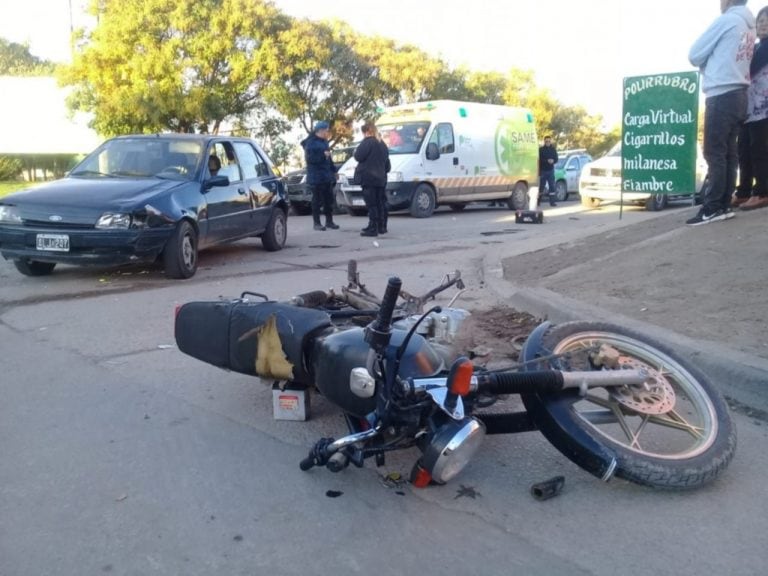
[455,306,542,366]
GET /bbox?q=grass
[0,181,33,198]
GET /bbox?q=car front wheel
[581,195,601,208]
[555,180,569,202]
[14,259,56,276]
[645,194,668,212]
[163,220,198,279]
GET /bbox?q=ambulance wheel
[507,182,529,211]
[410,184,436,218]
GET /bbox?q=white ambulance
[336,100,539,218]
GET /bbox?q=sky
[0,0,735,127]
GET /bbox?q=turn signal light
[447,357,473,397]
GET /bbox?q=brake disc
[608,355,676,415]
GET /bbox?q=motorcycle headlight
[0,205,22,224]
[96,212,132,229]
[420,418,486,484]
[349,367,376,398]
[388,171,403,183]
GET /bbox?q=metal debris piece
[530,475,565,501]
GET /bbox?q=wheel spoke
[610,403,640,448]
[647,410,706,439]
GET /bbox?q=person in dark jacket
[538,135,559,207]
[354,122,391,237]
[301,121,339,231]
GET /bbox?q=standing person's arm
[305,140,327,167]
[354,139,372,163]
[689,17,729,67]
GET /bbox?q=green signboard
[622,71,699,196]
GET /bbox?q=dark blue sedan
[0,134,288,278]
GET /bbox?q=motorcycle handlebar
[365,277,402,353]
[373,277,402,333]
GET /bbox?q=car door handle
[238,188,247,195]
[453,157,459,166]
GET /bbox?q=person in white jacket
[687,0,756,226]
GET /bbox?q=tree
[0,38,56,75]
[549,105,619,155]
[60,0,289,136]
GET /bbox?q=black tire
[449,203,467,212]
[581,195,601,208]
[521,321,736,489]
[644,194,668,212]
[163,220,198,279]
[14,259,56,276]
[506,181,529,211]
[262,208,287,252]
[410,183,436,218]
[555,180,569,202]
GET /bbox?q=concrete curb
[482,256,768,413]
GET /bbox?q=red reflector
[448,358,473,397]
[174,304,182,318]
[411,463,432,488]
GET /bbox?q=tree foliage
[0,38,56,76]
[61,0,288,136]
[59,0,616,151]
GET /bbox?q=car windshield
[70,138,204,181]
[555,158,567,169]
[378,122,430,155]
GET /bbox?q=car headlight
[388,171,403,183]
[96,213,132,229]
[0,205,22,224]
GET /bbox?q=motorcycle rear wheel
[521,322,736,489]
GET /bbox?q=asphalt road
[2,201,766,576]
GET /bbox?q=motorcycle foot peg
[327,452,349,473]
[530,475,565,501]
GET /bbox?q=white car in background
[579,141,707,211]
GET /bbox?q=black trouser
[749,117,768,198]
[363,185,387,226]
[736,123,753,198]
[702,88,747,213]
[539,170,556,205]
[310,182,335,223]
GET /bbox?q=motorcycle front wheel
[521,322,736,489]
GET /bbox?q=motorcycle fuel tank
[310,327,444,417]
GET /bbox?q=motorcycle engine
[393,308,471,366]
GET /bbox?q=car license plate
[351,198,366,206]
[36,234,70,252]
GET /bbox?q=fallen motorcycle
[174,262,735,490]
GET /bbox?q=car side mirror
[426,142,440,161]
[203,175,230,191]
